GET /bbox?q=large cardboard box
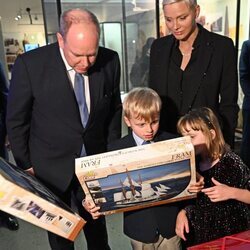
[0,158,85,241]
[76,136,197,215]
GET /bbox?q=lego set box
[76,136,197,215]
[0,158,85,241]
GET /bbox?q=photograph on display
[0,158,85,240]
[76,136,197,215]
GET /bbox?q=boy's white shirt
[132,131,144,146]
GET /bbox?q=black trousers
[47,176,110,250]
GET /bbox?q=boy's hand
[82,199,101,220]
[188,172,204,193]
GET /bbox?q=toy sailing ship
[113,169,170,205]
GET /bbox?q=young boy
[108,87,181,250]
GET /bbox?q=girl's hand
[188,172,204,193]
[175,209,189,241]
[202,177,232,202]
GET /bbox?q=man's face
[163,1,199,41]
[124,114,160,142]
[57,23,99,74]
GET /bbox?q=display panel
[0,158,85,241]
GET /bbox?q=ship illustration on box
[85,159,192,213]
[113,169,171,205]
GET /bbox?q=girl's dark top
[185,151,250,245]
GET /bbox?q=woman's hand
[175,209,189,241]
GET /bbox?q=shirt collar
[173,23,202,50]
[59,47,73,72]
[132,132,145,146]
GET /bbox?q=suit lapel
[87,64,103,127]
[156,37,175,95]
[46,44,83,132]
[187,26,214,110]
[126,133,137,147]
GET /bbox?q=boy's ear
[124,116,131,127]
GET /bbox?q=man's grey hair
[162,0,197,9]
[59,8,100,39]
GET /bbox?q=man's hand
[82,200,101,220]
[175,209,189,241]
[4,135,10,151]
[25,167,35,176]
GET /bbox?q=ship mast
[119,179,127,200]
[126,168,136,196]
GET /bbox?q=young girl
[175,107,250,246]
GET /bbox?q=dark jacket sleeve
[0,62,9,157]
[106,51,122,143]
[239,40,250,98]
[218,36,239,148]
[6,55,33,169]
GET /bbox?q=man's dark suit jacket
[0,62,8,158]
[239,39,250,111]
[149,24,239,148]
[7,42,122,193]
[108,131,180,243]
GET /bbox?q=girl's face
[181,123,207,156]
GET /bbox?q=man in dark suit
[6,8,121,250]
[0,61,19,231]
[239,40,250,168]
[149,0,238,148]
[108,88,181,250]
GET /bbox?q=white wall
[0,0,46,52]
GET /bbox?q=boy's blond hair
[123,87,161,122]
[177,107,229,160]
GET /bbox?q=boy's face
[124,114,160,142]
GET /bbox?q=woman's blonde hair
[123,87,161,122]
[162,0,197,9]
[177,107,229,160]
